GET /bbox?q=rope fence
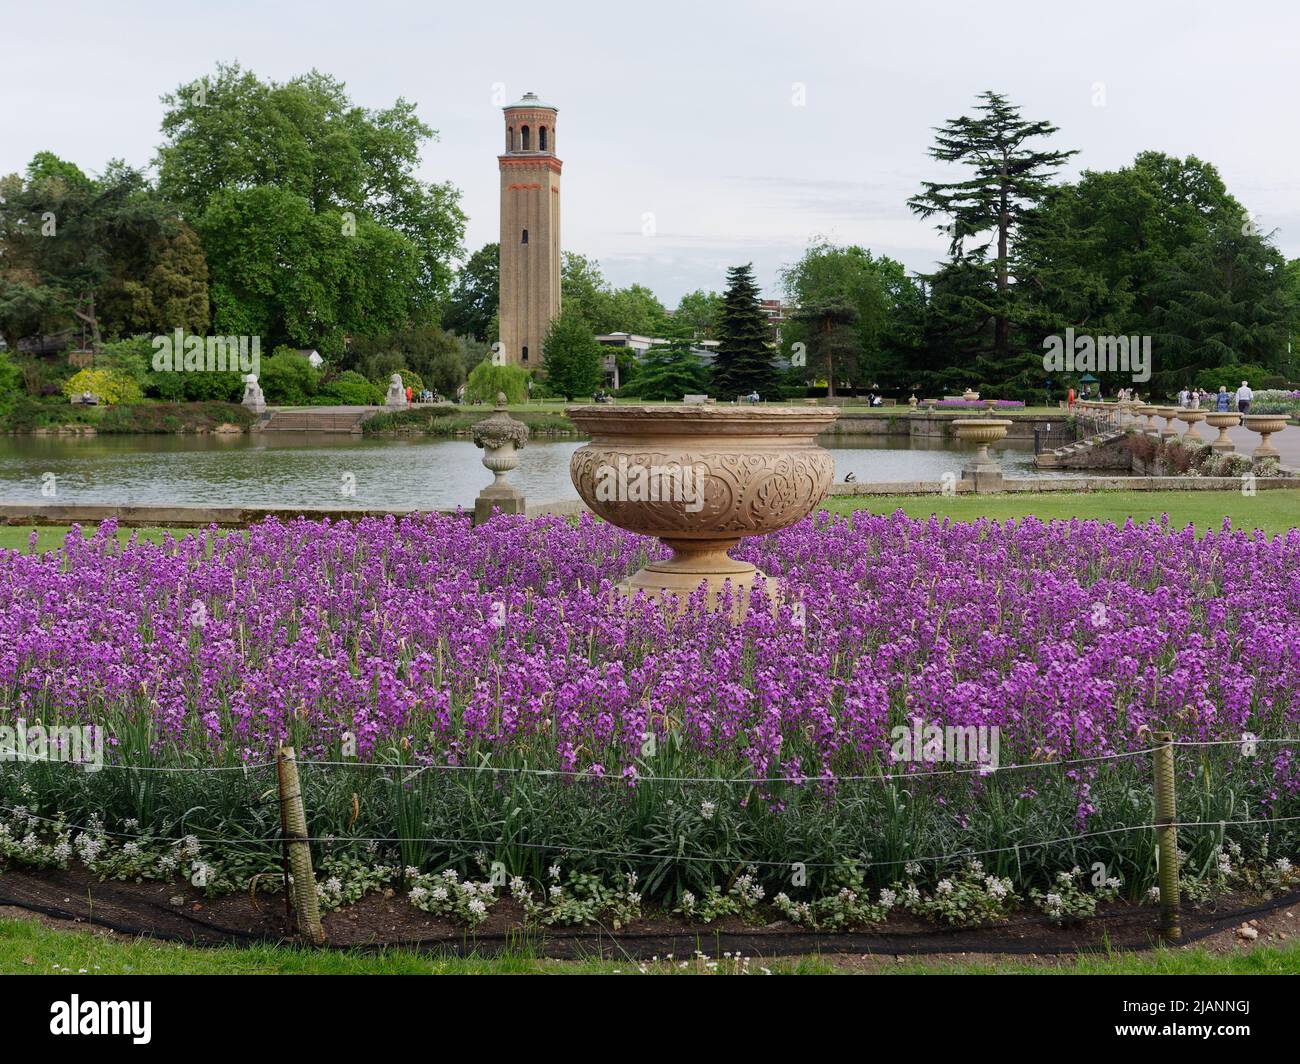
[2,734,1298,945]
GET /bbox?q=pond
[0,432,1090,510]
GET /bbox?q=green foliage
[347,325,467,396]
[323,370,383,405]
[156,63,466,349]
[0,350,24,415]
[1147,224,1296,391]
[673,289,723,340]
[465,361,530,405]
[560,253,668,335]
[1190,364,1273,395]
[0,154,209,349]
[61,367,142,405]
[616,340,709,400]
[257,347,319,405]
[541,310,604,399]
[713,263,779,398]
[442,242,498,340]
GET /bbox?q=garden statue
[385,373,408,409]
[241,374,266,413]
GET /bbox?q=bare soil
[2,863,1297,964]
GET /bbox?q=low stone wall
[825,410,1077,442]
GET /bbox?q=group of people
[1174,382,1254,413]
[1068,381,1255,413]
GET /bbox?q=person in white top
[1178,387,1190,407]
[1235,381,1253,414]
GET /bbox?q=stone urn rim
[1243,414,1288,432]
[1204,411,1242,425]
[565,404,840,438]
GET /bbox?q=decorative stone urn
[1243,414,1288,460]
[241,374,266,414]
[984,399,999,414]
[1204,411,1241,452]
[952,418,1012,492]
[1135,404,1159,432]
[908,394,918,409]
[1177,408,1207,441]
[1155,406,1180,439]
[567,404,839,611]
[384,372,407,409]
[472,393,529,523]
[962,388,980,402]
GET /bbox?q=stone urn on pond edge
[566,404,840,615]
[472,393,529,524]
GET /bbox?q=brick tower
[498,92,561,369]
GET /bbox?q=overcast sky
[5,1,1298,305]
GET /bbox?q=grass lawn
[2,916,1296,974]
[0,526,198,553]
[3,488,1296,552]
[822,489,1300,538]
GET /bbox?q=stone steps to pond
[255,406,382,433]
[1035,430,1127,469]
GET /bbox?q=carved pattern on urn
[569,447,834,535]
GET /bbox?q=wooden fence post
[1152,730,1181,942]
[278,745,326,946]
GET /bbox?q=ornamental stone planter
[1135,404,1159,432]
[952,418,1012,493]
[1204,412,1240,452]
[472,393,529,524]
[1177,408,1207,441]
[1243,414,1288,460]
[567,404,839,612]
[1155,406,1180,439]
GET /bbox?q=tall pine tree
[908,92,1075,383]
[712,263,778,398]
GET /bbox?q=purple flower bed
[933,399,1027,408]
[1,511,1296,894]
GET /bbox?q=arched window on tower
[506,126,514,151]
[522,346,529,362]
[521,125,530,150]
[539,126,548,151]
[521,228,528,244]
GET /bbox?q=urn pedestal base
[474,483,526,525]
[619,537,765,616]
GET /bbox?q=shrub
[258,348,319,405]
[0,351,21,415]
[323,370,384,405]
[465,361,529,404]
[61,367,142,405]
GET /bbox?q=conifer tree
[712,263,777,398]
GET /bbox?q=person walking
[1067,386,1075,410]
[1216,386,1230,412]
[1235,380,1253,414]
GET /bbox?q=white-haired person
[1235,380,1253,414]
